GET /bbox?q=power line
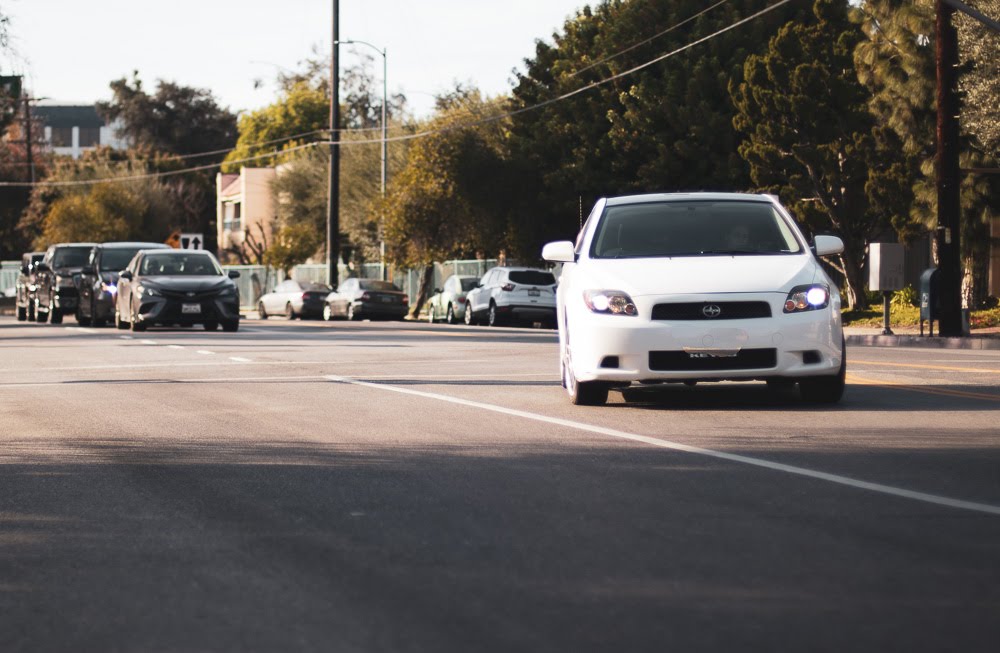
[0,0,794,189]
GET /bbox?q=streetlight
[337,38,388,280]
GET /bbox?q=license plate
[381,297,393,303]
[528,289,540,297]
[182,303,201,314]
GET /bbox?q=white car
[464,267,557,327]
[542,192,846,406]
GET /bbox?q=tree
[957,0,1000,155]
[732,0,915,310]
[381,89,513,315]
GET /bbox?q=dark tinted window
[302,283,332,292]
[508,271,556,286]
[101,248,143,271]
[359,280,400,291]
[139,253,221,276]
[51,247,92,268]
[460,278,479,291]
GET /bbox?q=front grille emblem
[702,304,722,318]
[186,292,195,297]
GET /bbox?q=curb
[847,334,1000,350]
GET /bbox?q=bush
[891,285,918,310]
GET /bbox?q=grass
[841,305,1000,329]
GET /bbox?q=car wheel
[129,310,146,332]
[222,320,239,332]
[27,301,36,321]
[798,340,846,404]
[285,303,296,320]
[203,321,219,331]
[563,350,609,406]
[446,304,456,325]
[258,301,268,320]
[464,303,474,325]
[35,298,49,323]
[488,302,500,327]
[49,299,63,325]
[347,304,358,321]
[16,305,26,321]
[323,303,333,321]
[76,307,92,327]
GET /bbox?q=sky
[0,0,587,117]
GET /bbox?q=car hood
[578,255,820,296]
[141,276,231,292]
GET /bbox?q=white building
[33,105,128,159]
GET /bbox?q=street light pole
[338,38,388,279]
[326,0,341,289]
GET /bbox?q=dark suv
[77,242,170,327]
[15,252,45,322]
[34,243,96,324]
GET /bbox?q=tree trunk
[839,244,869,310]
[410,264,435,318]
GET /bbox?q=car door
[334,279,356,316]
[468,271,493,317]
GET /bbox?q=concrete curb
[847,334,1000,350]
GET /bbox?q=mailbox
[920,267,939,335]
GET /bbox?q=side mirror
[814,235,845,257]
[542,240,576,263]
[119,270,133,281]
[228,270,241,279]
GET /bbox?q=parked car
[34,243,97,324]
[115,249,241,332]
[464,267,557,327]
[257,279,332,320]
[77,242,171,327]
[542,192,846,406]
[15,252,45,321]
[323,278,408,321]
[426,275,478,324]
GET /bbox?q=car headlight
[217,285,239,298]
[102,283,118,296]
[136,285,160,297]
[783,284,830,313]
[583,290,637,316]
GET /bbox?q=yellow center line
[847,373,1000,402]
[851,360,1000,375]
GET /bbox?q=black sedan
[77,241,171,327]
[115,249,241,332]
[323,278,409,321]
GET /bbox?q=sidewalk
[845,325,1000,350]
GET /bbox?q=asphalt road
[1,315,999,652]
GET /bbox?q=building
[216,167,277,262]
[32,105,127,159]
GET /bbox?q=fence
[1,261,20,296]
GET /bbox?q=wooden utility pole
[326,0,341,288]
[934,0,963,336]
[23,96,35,184]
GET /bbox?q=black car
[115,249,241,332]
[323,278,409,321]
[15,252,44,322]
[77,242,171,327]
[34,243,97,324]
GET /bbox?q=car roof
[50,242,98,249]
[603,192,776,207]
[138,248,213,255]
[489,267,555,272]
[97,242,172,249]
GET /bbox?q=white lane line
[141,339,157,345]
[68,327,97,334]
[229,357,252,363]
[168,345,184,350]
[119,335,133,340]
[196,350,215,355]
[325,375,1000,518]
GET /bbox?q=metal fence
[1,261,20,296]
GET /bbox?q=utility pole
[23,96,35,184]
[934,0,963,336]
[326,0,341,289]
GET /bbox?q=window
[50,127,72,147]
[509,271,556,286]
[78,127,100,148]
[460,278,479,291]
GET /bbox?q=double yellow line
[847,359,1000,402]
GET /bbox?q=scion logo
[702,304,722,318]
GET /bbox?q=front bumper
[54,288,79,311]
[137,295,241,325]
[567,296,842,383]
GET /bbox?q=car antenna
[579,196,583,229]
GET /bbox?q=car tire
[488,302,500,327]
[323,303,333,321]
[35,298,49,323]
[27,301,36,322]
[258,301,268,320]
[563,352,609,406]
[285,303,296,320]
[798,341,846,404]
[446,304,456,325]
[16,305,26,321]
[49,299,63,325]
[203,321,219,331]
[464,303,474,325]
[76,307,92,327]
[222,320,239,332]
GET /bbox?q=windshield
[51,247,92,268]
[101,248,143,272]
[590,200,803,259]
[460,278,479,291]
[140,253,222,276]
[509,271,556,286]
[359,280,400,292]
[302,283,332,293]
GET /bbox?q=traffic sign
[180,233,204,250]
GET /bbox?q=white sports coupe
[542,192,846,406]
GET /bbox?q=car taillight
[361,292,371,300]
[457,297,466,304]
[501,283,515,292]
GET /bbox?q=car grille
[651,301,772,320]
[649,348,777,371]
[160,289,222,301]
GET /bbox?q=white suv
[464,267,558,327]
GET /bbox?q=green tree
[732,0,916,310]
[957,0,1000,155]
